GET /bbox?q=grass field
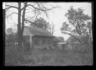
[5,44,93,66]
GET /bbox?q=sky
[3,2,92,40]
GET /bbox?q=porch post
[30,36,32,47]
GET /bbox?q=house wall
[23,36,58,50]
[64,43,73,50]
[23,36,30,44]
[32,36,55,49]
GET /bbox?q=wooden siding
[32,36,55,49]
[23,35,57,49]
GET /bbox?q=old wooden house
[55,37,65,49]
[23,26,59,50]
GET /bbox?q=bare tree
[5,2,60,47]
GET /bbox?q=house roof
[56,37,64,42]
[23,26,53,37]
[53,37,64,42]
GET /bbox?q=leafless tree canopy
[5,2,60,47]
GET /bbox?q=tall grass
[5,43,30,66]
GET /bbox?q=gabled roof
[56,37,64,42]
[53,37,64,42]
[23,26,53,37]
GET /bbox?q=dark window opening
[34,39,39,45]
[42,39,46,44]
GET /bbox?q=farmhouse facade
[23,26,59,50]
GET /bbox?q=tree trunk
[17,2,27,47]
[21,2,27,47]
[17,2,22,47]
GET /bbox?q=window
[42,39,46,44]
[48,39,52,44]
[34,39,39,45]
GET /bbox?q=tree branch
[25,18,34,24]
[5,5,18,12]
[27,4,40,10]
[6,12,18,18]
[62,31,83,44]
[27,4,48,11]
[26,3,59,18]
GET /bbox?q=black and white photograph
[3,2,93,66]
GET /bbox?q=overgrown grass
[5,44,31,66]
[5,43,93,66]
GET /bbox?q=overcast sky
[3,2,92,40]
